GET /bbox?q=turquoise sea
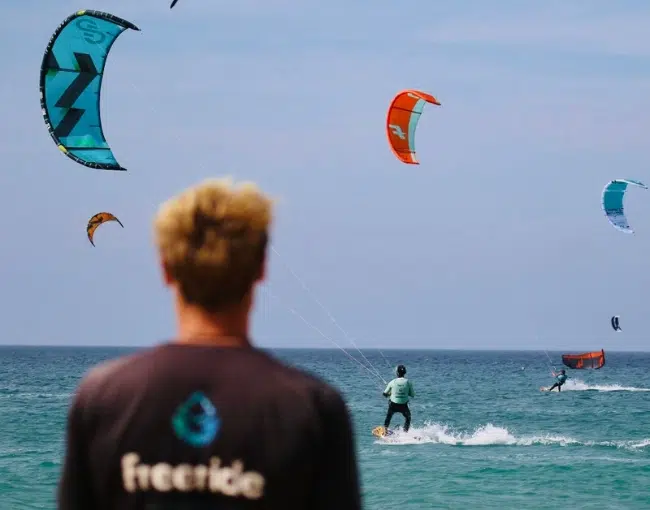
[1,347,649,509]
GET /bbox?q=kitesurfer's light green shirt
[384,377,415,404]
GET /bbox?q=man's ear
[256,256,267,283]
[160,259,173,286]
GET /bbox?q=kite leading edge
[39,10,140,171]
[386,89,440,165]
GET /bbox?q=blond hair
[154,177,273,311]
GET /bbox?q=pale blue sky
[1,0,650,351]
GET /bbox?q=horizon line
[0,345,644,353]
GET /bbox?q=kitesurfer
[58,178,362,510]
[383,364,415,432]
[548,369,568,392]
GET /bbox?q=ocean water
[1,347,650,509]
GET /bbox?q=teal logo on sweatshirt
[172,391,219,447]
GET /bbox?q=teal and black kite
[39,10,140,171]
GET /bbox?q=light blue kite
[39,10,140,171]
[602,179,647,233]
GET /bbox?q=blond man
[57,178,362,510]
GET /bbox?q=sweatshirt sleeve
[57,385,94,510]
[309,388,362,510]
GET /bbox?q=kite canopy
[87,212,123,246]
[611,315,621,332]
[39,10,140,171]
[601,179,647,233]
[562,350,605,370]
[386,90,440,165]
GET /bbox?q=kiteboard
[372,426,394,438]
[540,386,557,392]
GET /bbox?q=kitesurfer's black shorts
[57,343,362,510]
[384,401,411,431]
[388,401,410,414]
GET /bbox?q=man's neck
[174,300,251,348]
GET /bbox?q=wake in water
[561,379,650,392]
[375,422,650,450]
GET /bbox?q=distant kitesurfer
[548,369,568,392]
[383,364,415,432]
[57,178,362,510]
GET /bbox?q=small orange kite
[386,90,440,165]
[87,212,123,246]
